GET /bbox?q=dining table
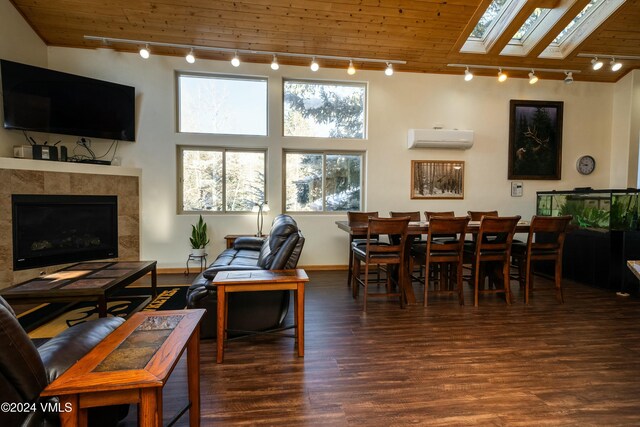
[336,219,531,305]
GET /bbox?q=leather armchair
[0,296,128,427]
[186,214,305,338]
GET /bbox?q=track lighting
[464,67,473,81]
[610,58,622,72]
[591,57,603,70]
[564,71,574,84]
[231,52,240,67]
[185,48,195,64]
[528,70,538,84]
[270,55,279,70]
[385,63,394,76]
[310,57,319,72]
[347,60,356,75]
[498,68,507,82]
[139,44,150,59]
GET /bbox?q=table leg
[98,295,107,318]
[296,282,305,357]
[187,329,201,427]
[139,388,162,427]
[151,266,158,298]
[59,395,81,427]
[216,285,226,363]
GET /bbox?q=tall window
[177,73,268,136]
[284,151,364,212]
[283,80,366,139]
[178,146,266,213]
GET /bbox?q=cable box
[78,159,111,165]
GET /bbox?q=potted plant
[189,215,210,256]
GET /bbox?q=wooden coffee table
[1,261,157,317]
[41,309,205,427]
[211,269,309,363]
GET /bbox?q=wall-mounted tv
[1,59,135,141]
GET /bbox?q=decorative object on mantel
[189,215,210,256]
[407,129,474,149]
[508,100,563,180]
[252,201,270,237]
[411,160,464,200]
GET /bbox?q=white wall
[0,0,633,269]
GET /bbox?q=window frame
[175,71,269,137]
[282,78,368,140]
[177,145,268,214]
[282,149,366,214]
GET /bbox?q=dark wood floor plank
[119,270,640,426]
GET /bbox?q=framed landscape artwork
[411,160,464,199]
[508,100,563,180]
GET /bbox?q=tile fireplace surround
[0,158,140,288]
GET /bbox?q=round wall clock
[576,155,596,175]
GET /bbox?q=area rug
[19,285,189,339]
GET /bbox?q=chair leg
[525,257,532,304]
[352,257,360,299]
[503,260,511,305]
[474,260,480,307]
[423,259,430,307]
[555,258,564,304]
[347,241,354,287]
[457,260,464,306]
[363,262,369,312]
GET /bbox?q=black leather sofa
[186,214,305,339]
[0,296,128,427]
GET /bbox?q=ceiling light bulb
[185,49,195,64]
[139,44,150,59]
[385,63,394,76]
[498,68,507,82]
[310,57,319,72]
[591,57,603,70]
[610,58,622,72]
[564,71,574,84]
[347,60,356,75]
[231,52,240,67]
[464,67,473,81]
[271,55,279,70]
[528,71,538,84]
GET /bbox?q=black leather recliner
[0,296,128,427]
[186,214,305,338]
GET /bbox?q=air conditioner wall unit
[408,129,474,149]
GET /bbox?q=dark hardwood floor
[123,270,640,426]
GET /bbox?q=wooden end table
[211,269,309,363]
[40,309,205,427]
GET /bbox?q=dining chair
[424,211,455,221]
[464,215,521,307]
[351,216,410,312]
[411,216,469,306]
[467,210,499,221]
[347,211,379,287]
[511,215,572,304]
[390,211,421,221]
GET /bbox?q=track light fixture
[310,57,319,72]
[185,48,195,64]
[591,57,603,70]
[528,70,538,84]
[139,44,150,59]
[85,36,404,75]
[564,71,574,84]
[498,68,507,82]
[347,60,356,75]
[464,67,473,81]
[270,55,279,70]
[231,52,240,67]
[610,58,622,72]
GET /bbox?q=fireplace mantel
[0,157,141,177]
[0,158,141,288]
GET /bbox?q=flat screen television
[1,59,135,141]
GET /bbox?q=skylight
[512,8,551,41]
[552,0,604,44]
[469,0,511,39]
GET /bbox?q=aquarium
[536,189,640,230]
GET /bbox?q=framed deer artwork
[508,100,563,180]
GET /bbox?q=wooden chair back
[474,215,521,256]
[390,211,421,221]
[424,211,455,221]
[467,210,498,221]
[348,211,379,239]
[425,217,470,257]
[525,215,572,254]
[365,217,410,263]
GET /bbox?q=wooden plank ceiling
[9,0,640,82]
